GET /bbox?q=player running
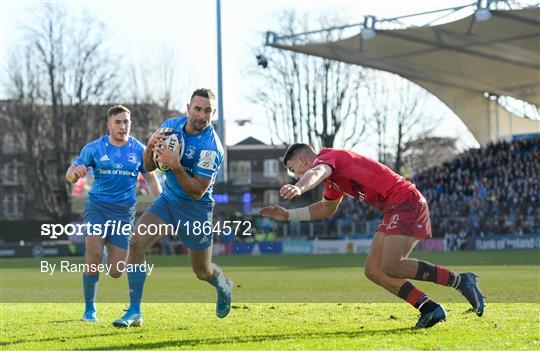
[260,143,485,329]
[112,88,232,328]
[65,105,162,322]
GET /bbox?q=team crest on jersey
[387,214,399,230]
[197,150,217,170]
[127,153,138,164]
[185,145,196,159]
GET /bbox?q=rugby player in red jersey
[260,143,485,329]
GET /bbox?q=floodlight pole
[216,0,227,183]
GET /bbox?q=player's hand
[259,205,289,221]
[279,184,302,200]
[67,165,91,183]
[147,127,172,149]
[153,139,182,169]
[73,165,90,178]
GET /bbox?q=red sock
[397,281,429,308]
[416,261,458,287]
[435,266,450,285]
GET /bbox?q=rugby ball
[154,130,184,171]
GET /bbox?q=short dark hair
[283,143,315,166]
[191,88,216,102]
[107,105,130,118]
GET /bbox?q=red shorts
[376,189,432,239]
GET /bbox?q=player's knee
[85,252,102,267]
[382,261,401,278]
[129,235,146,254]
[364,265,382,283]
[193,268,213,281]
[109,270,123,279]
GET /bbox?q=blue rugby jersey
[160,116,223,204]
[73,135,146,205]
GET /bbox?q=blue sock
[209,268,227,292]
[127,269,146,314]
[83,273,99,312]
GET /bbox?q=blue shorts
[146,195,214,250]
[83,200,136,250]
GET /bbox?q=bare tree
[252,10,367,149]
[364,72,439,174]
[124,46,187,144]
[403,136,458,176]
[126,46,185,112]
[3,4,120,221]
[366,74,391,164]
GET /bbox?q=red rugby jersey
[313,148,416,211]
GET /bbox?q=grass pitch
[1,251,539,350]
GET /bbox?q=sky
[0,0,536,157]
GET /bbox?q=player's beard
[190,119,209,133]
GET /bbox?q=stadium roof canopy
[266,4,540,145]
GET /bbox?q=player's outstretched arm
[142,171,162,197]
[307,197,343,220]
[259,197,342,222]
[280,164,332,200]
[65,165,90,184]
[259,205,289,221]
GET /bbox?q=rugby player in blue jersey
[65,105,162,322]
[112,89,232,328]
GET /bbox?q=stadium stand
[415,137,539,237]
